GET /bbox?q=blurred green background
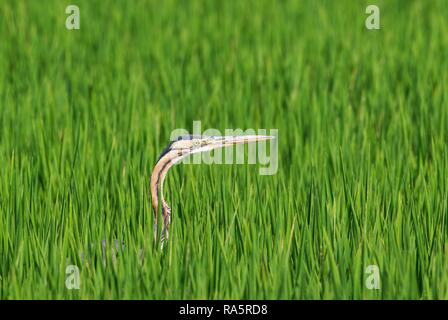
[0,0,447,299]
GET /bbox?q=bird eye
[192,139,200,146]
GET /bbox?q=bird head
[158,134,275,162]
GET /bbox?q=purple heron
[150,135,274,246]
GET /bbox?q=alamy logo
[365,265,381,290]
[365,5,380,30]
[170,121,278,175]
[65,265,80,290]
[66,5,80,30]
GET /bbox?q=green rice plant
[0,0,447,299]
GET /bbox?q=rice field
[0,0,447,299]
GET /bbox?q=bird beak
[214,135,275,147]
[187,135,275,156]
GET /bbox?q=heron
[150,134,274,246]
